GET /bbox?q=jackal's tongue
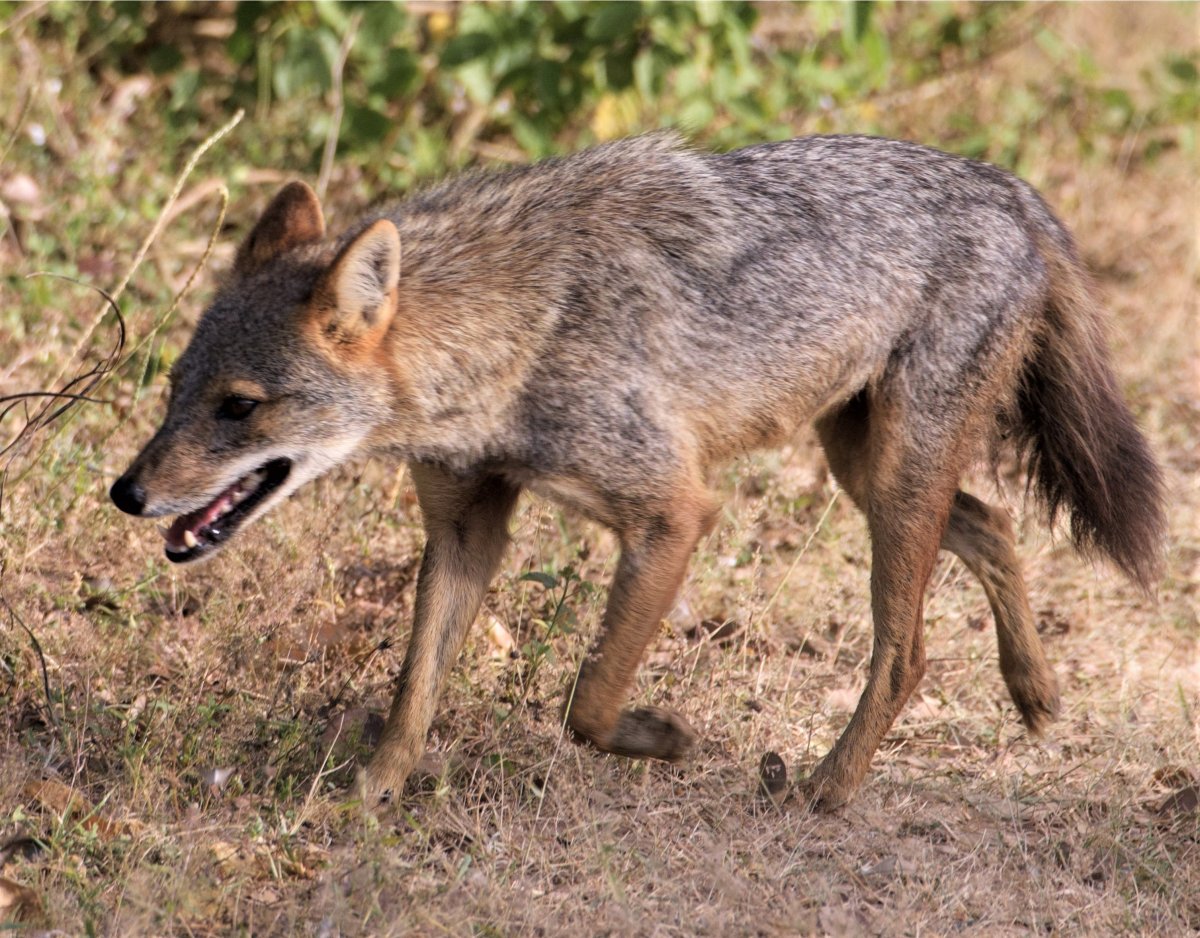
[162,483,239,552]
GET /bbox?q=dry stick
[2,597,65,750]
[7,185,231,515]
[0,1,49,39]
[292,725,352,835]
[0,278,125,516]
[125,185,231,393]
[44,109,245,398]
[316,12,362,201]
[0,87,33,171]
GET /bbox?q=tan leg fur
[358,465,520,803]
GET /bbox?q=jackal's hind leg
[799,475,949,811]
[941,492,1059,733]
[817,397,1058,758]
[808,395,968,810]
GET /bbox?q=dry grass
[1,5,1197,936]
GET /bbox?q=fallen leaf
[687,618,742,645]
[255,843,330,880]
[1036,609,1072,636]
[861,855,902,878]
[0,173,41,209]
[824,684,864,713]
[249,884,281,906]
[199,766,236,790]
[666,596,698,630]
[0,876,42,923]
[23,779,88,816]
[1156,784,1200,818]
[23,780,143,840]
[1152,765,1196,789]
[209,841,253,879]
[484,615,516,659]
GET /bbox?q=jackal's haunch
[111,134,1165,810]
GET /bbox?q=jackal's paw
[355,750,418,810]
[355,765,401,811]
[1009,672,1061,737]
[793,771,854,814]
[603,706,697,762]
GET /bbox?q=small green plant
[515,563,594,699]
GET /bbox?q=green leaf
[586,2,642,42]
[1100,87,1134,117]
[146,44,183,75]
[847,0,875,46]
[678,97,715,132]
[861,27,890,85]
[314,0,351,35]
[169,68,201,112]
[342,103,391,150]
[1167,56,1199,85]
[520,571,559,589]
[696,1,721,28]
[226,29,255,65]
[376,47,420,98]
[1034,26,1067,64]
[360,1,408,43]
[441,31,494,68]
[458,60,495,104]
[633,47,658,98]
[274,30,336,99]
[512,113,554,157]
[604,46,635,91]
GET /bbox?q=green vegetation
[19,1,1197,186]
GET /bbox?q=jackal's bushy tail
[1013,227,1166,590]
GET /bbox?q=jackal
[111,134,1164,810]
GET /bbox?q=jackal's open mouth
[162,458,292,563]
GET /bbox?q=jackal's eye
[217,396,259,421]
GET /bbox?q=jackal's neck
[360,214,557,468]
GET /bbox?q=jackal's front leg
[565,492,716,762]
[357,465,520,805]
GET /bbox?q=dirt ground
[0,4,1197,936]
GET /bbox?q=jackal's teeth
[183,530,199,549]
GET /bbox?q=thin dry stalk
[43,109,245,397]
[317,13,362,201]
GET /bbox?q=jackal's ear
[233,181,326,277]
[312,219,401,345]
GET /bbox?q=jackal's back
[392,134,1057,469]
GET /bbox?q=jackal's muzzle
[110,457,292,564]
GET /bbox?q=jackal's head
[110,182,402,563]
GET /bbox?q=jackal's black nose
[110,474,146,516]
